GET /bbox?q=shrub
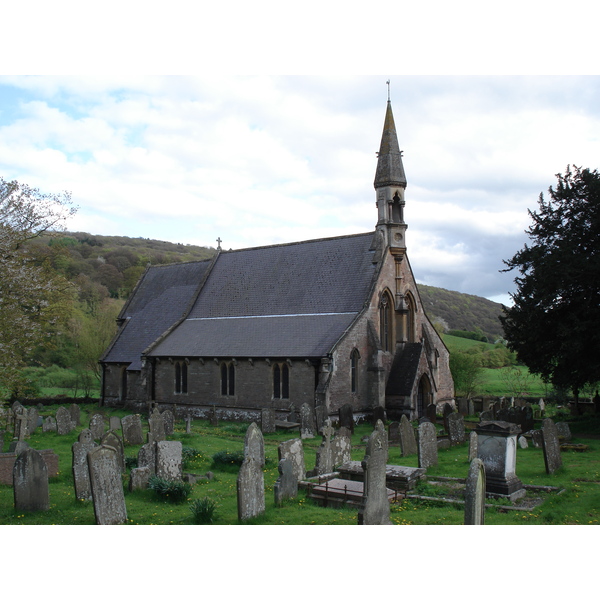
[148,476,192,503]
[182,446,203,468]
[190,497,217,524]
[211,450,245,469]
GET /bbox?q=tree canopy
[0,177,77,395]
[500,165,600,400]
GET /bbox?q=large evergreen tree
[500,166,600,406]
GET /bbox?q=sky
[2,74,599,305]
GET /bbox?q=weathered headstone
[162,409,174,436]
[129,466,151,491]
[339,403,354,433]
[185,415,192,434]
[87,445,128,525]
[155,440,183,481]
[388,421,401,446]
[468,430,478,461]
[315,404,327,434]
[312,420,335,476]
[148,408,166,443]
[417,421,438,469]
[101,430,126,473]
[518,435,528,449]
[242,422,264,468]
[13,448,50,512]
[273,458,298,506]
[464,458,486,525]
[26,407,39,436]
[538,398,545,415]
[138,441,156,475]
[109,415,121,431]
[358,420,391,525]
[399,414,417,457]
[55,407,73,436]
[89,414,105,440]
[522,404,535,433]
[237,456,265,521]
[530,429,543,448]
[447,412,466,445]
[287,403,298,424]
[556,421,572,442]
[541,418,562,474]
[43,416,57,433]
[426,403,437,424]
[480,410,494,421]
[71,429,97,501]
[278,438,305,481]
[300,403,315,439]
[208,406,218,427]
[121,414,144,446]
[14,410,28,441]
[69,404,81,427]
[331,431,352,468]
[442,403,453,433]
[261,407,276,434]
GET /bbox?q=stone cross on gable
[216,237,222,251]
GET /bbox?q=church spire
[374,99,406,189]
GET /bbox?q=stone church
[100,99,454,421]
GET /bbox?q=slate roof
[148,232,378,359]
[101,260,213,369]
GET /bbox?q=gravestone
[26,407,39,436]
[100,430,126,473]
[287,403,298,424]
[464,458,486,525]
[274,458,298,506]
[71,429,97,501]
[312,420,335,476]
[237,456,265,521]
[42,416,57,433]
[399,415,417,457]
[261,408,276,434]
[518,436,528,449]
[89,414,105,440]
[148,408,166,443]
[315,405,326,434]
[87,445,128,525]
[339,403,354,432]
[541,418,562,474]
[442,403,453,433]
[156,440,183,481]
[358,420,391,525]
[13,448,50,512]
[331,432,352,468]
[129,466,151,491]
[480,410,494,422]
[417,421,438,469]
[14,411,28,441]
[447,412,466,445]
[388,422,401,446]
[244,422,265,467]
[161,409,174,435]
[208,406,218,427]
[538,398,545,415]
[109,416,121,431]
[56,407,73,436]
[556,422,572,442]
[426,403,437,424]
[530,429,543,448]
[185,415,192,434]
[468,431,478,461]
[121,414,144,446]
[69,404,81,427]
[278,438,305,481]
[138,442,156,475]
[522,405,535,433]
[300,403,315,439]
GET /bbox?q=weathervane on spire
[386,79,390,101]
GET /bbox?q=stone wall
[0,449,60,485]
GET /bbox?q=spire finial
[386,79,390,101]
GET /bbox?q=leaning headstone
[13,448,49,512]
[244,422,265,467]
[42,415,57,433]
[237,455,265,521]
[121,414,144,446]
[261,408,276,434]
[69,404,81,427]
[468,431,478,461]
[556,422,572,442]
[87,445,128,525]
[417,421,438,469]
[155,440,183,481]
[138,442,156,475]
[161,409,174,436]
[358,420,391,525]
[278,438,305,481]
[464,458,486,525]
[148,408,166,443]
[541,418,562,474]
[447,412,466,445]
[72,429,97,501]
[100,430,126,473]
[312,420,335,476]
[14,411,29,441]
[388,422,401,446]
[399,414,417,457]
[339,403,354,433]
[129,466,151,491]
[300,403,315,439]
[273,458,298,506]
[89,414,105,440]
[56,407,73,436]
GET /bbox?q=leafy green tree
[500,166,600,410]
[0,177,76,396]
[449,352,483,399]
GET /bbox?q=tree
[500,166,600,409]
[449,352,483,399]
[0,177,77,396]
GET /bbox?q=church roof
[147,232,378,359]
[374,100,407,189]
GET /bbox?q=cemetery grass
[1,406,600,525]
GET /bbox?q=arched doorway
[417,374,431,418]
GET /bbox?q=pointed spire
[374,99,406,189]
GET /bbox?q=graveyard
[1,401,599,525]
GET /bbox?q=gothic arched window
[174,361,188,394]
[379,291,393,352]
[220,361,235,396]
[273,363,290,399]
[350,349,360,393]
